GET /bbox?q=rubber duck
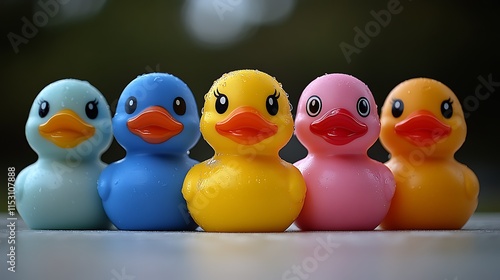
[379,77,479,230]
[97,73,200,230]
[182,69,306,232]
[293,73,395,230]
[16,79,113,229]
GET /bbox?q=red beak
[310,108,367,145]
[215,106,278,145]
[395,110,451,146]
[127,106,183,144]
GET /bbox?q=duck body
[16,159,109,229]
[295,154,394,230]
[382,157,479,229]
[98,72,200,230]
[184,154,305,232]
[182,69,306,232]
[16,79,113,229]
[293,73,395,230]
[98,154,198,230]
[379,77,479,230]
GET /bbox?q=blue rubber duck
[16,79,113,229]
[97,73,201,230]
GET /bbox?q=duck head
[295,73,380,155]
[113,73,200,155]
[25,79,113,160]
[200,69,294,156]
[379,78,466,158]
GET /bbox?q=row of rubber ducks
[16,69,480,232]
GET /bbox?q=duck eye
[214,90,228,114]
[391,99,404,118]
[85,99,99,119]
[266,91,280,116]
[306,95,322,117]
[357,97,370,117]
[38,100,50,118]
[441,98,453,119]
[173,97,186,115]
[125,96,137,114]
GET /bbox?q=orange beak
[215,106,278,145]
[127,106,183,144]
[395,110,451,147]
[39,109,95,148]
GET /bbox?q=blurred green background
[1,0,499,212]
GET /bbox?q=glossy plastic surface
[294,73,395,230]
[98,73,200,230]
[379,77,479,230]
[182,69,306,232]
[16,79,113,229]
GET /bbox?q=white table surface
[1,213,499,280]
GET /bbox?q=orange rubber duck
[379,77,479,230]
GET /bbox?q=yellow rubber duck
[379,78,479,230]
[182,69,306,232]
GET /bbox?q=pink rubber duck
[294,73,395,230]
